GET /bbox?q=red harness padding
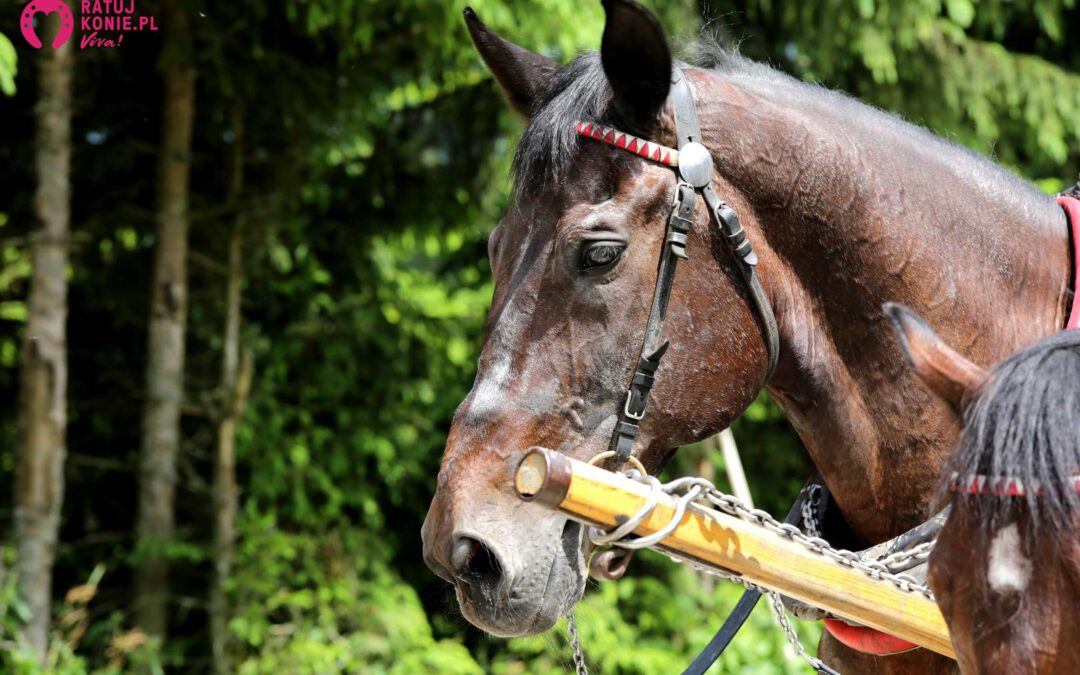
[1056,195,1080,329]
[822,618,919,655]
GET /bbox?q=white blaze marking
[987,524,1032,593]
[470,348,513,417]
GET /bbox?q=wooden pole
[515,448,954,659]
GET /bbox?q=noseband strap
[578,68,781,464]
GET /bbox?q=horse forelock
[948,329,1080,538]
[511,54,611,197]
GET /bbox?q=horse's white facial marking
[470,348,513,418]
[987,524,1031,593]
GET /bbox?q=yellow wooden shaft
[516,448,954,659]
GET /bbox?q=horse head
[421,0,772,637]
[888,302,1080,673]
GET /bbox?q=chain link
[566,611,589,675]
[679,482,935,599]
[564,471,936,675]
[800,484,823,538]
[766,592,842,675]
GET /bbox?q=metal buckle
[623,389,646,421]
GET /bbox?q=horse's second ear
[600,0,672,130]
[464,7,558,117]
[884,303,986,413]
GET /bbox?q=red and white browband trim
[575,121,680,167]
[949,472,1080,496]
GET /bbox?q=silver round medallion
[677,142,713,188]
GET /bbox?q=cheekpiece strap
[579,67,780,465]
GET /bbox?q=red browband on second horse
[949,472,1080,496]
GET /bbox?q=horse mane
[512,38,1046,204]
[511,43,772,195]
[948,329,1080,537]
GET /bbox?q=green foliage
[0,33,16,97]
[0,551,162,675]
[228,523,480,674]
[726,0,1080,179]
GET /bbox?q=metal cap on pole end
[515,447,572,508]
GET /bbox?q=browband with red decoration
[949,471,1080,496]
[575,121,680,167]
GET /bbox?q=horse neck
[690,68,1071,543]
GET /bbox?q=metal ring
[617,484,703,549]
[586,450,647,476]
[589,475,662,545]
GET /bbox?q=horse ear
[600,0,672,131]
[884,303,987,413]
[464,7,559,117]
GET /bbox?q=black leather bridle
[577,68,780,465]
[575,67,783,674]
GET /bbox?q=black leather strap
[701,185,779,381]
[607,67,781,462]
[682,476,827,675]
[609,183,692,461]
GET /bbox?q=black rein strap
[682,476,824,675]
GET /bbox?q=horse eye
[581,243,625,272]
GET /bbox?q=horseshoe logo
[20,1,74,49]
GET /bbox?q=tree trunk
[210,104,249,675]
[15,16,74,660]
[133,0,196,639]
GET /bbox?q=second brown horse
[890,303,1080,674]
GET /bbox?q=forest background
[3,0,1080,672]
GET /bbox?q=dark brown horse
[421,1,1072,672]
[889,304,1080,674]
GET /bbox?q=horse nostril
[451,537,479,572]
[451,536,503,587]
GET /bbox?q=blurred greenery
[2,0,1079,672]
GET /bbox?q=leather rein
[576,68,780,466]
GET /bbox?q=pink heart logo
[20,1,74,49]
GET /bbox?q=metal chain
[701,488,934,597]
[566,611,589,675]
[595,474,935,598]
[567,472,935,675]
[800,484,823,538]
[663,550,839,674]
[766,592,842,675]
[874,540,934,570]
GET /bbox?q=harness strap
[701,185,779,379]
[671,69,702,145]
[602,68,781,463]
[1055,193,1080,329]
